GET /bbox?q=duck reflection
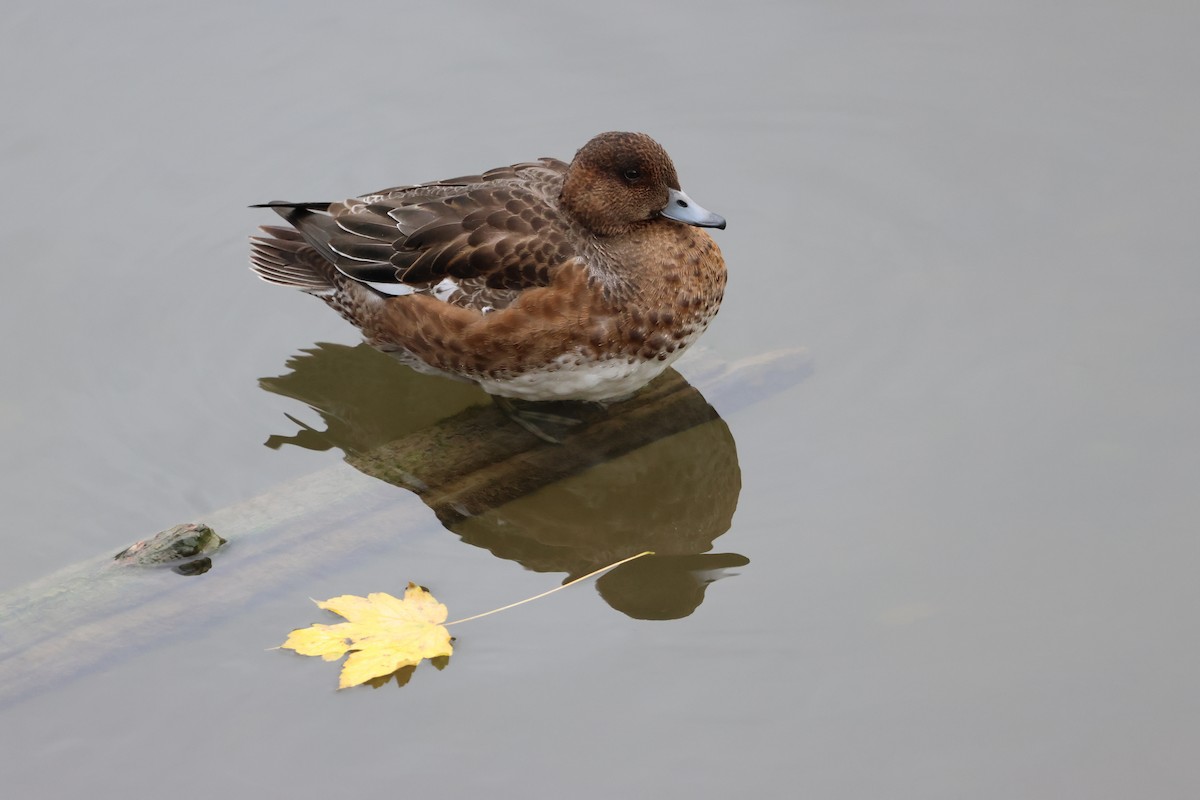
[260,342,746,620]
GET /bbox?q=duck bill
[661,188,727,229]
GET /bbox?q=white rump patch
[433,278,459,302]
[363,280,416,296]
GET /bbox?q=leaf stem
[445,551,654,626]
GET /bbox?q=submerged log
[0,346,810,705]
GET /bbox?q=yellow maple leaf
[280,552,653,689]
[281,582,453,689]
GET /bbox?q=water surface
[1,1,1198,797]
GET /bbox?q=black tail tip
[249,201,332,211]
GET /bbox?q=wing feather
[330,161,577,303]
[262,159,576,312]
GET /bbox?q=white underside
[477,350,686,402]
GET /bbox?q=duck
[250,131,726,403]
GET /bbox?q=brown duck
[250,131,726,402]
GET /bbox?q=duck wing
[312,159,580,300]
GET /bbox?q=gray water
[2,1,1198,797]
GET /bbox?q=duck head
[561,131,726,236]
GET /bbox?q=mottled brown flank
[353,221,725,379]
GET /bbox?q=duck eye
[623,168,640,181]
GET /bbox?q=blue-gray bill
[661,188,726,229]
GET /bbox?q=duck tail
[249,201,332,213]
[249,225,338,295]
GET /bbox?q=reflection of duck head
[260,343,746,619]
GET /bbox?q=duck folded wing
[329,188,578,293]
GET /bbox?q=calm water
[2,1,1198,797]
